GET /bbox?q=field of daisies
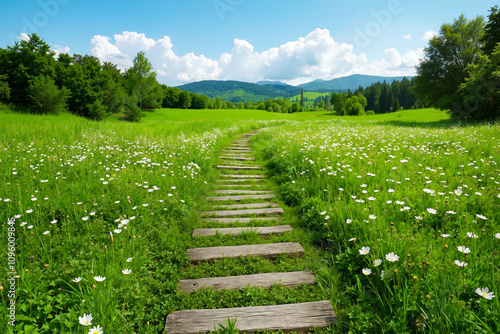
[0,111,287,333]
[255,120,499,333]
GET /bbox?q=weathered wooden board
[214,184,266,188]
[164,300,337,334]
[192,225,292,237]
[199,217,282,223]
[217,165,262,170]
[205,194,276,201]
[200,207,284,218]
[216,179,263,183]
[211,190,272,194]
[224,147,252,151]
[212,202,279,209]
[219,156,254,161]
[220,174,266,178]
[187,242,304,263]
[178,270,314,293]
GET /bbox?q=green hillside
[176,80,301,102]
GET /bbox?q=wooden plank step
[224,147,252,151]
[217,165,262,170]
[231,144,249,147]
[192,225,292,237]
[178,270,314,293]
[201,208,284,218]
[211,190,272,194]
[214,184,266,188]
[219,156,254,161]
[165,300,337,334]
[216,179,264,183]
[199,217,282,223]
[221,152,251,156]
[221,174,266,178]
[206,194,276,201]
[212,202,279,209]
[187,242,304,263]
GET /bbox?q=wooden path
[164,130,337,333]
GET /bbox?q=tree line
[414,6,499,120]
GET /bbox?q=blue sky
[1,0,497,85]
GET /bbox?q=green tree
[482,6,500,55]
[454,45,500,119]
[414,14,486,110]
[300,88,304,107]
[244,101,253,109]
[291,102,300,113]
[0,74,10,100]
[28,75,70,115]
[392,97,400,112]
[123,96,143,122]
[162,86,181,108]
[178,90,192,109]
[330,92,347,115]
[125,51,161,110]
[215,97,223,109]
[237,101,244,109]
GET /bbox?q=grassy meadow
[1,106,499,333]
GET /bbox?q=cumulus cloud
[90,29,422,86]
[422,30,438,41]
[403,34,411,39]
[53,45,71,58]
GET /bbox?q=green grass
[2,105,489,334]
[253,119,500,333]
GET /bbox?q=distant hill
[298,74,411,91]
[255,80,290,86]
[176,80,301,103]
[176,75,412,102]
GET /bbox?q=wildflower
[457,246,471,254]
[446,211,456,214]
[495,233,500,239]
[455,188,462,196]
[14,214,22,219]
[367,197,376,201]
[475,287,496,300]
[359,247,370,255]
[43,231,50,235]
[348,237,356,241]
[50,220,57,224]
[386,200,393,204]
[90,212,96,216]
[320,211,326,215]
[373,259,382,267]
[346,219,352,224]
[395,200,405,205]
[82,216,89,221]
[26,209,33,214]
[415,216,423,220]
[380,270,386,279]
[122,269,132,275]
[388,189,395,193]
[88,324,103,334]
[126,257,133,262]
[454,260,468,267]
[466,232,478,239]
[31,198,37,201]
[93,276,106,282]
[324,215,330,220]
[362,268,372,275]
[78,313,93,326]
[368,215,376,220]
[441,234,451,238]
[385,252,399,262]
[476,214,487,220]
[427,208,437,215]
[114,229,122,234]
[73,277,82,283]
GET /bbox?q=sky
[1,0,497,86]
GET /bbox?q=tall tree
[125,51,161,110]
[414,14,485,110]
[300,88,304,107]
[482,5,500,55]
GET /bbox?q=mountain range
[176,74,412,102]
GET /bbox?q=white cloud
[53,45,71,58]
[422,30,438,41]
[19,33,30,41]
[90,29,422,86]
[403,34,411,39]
